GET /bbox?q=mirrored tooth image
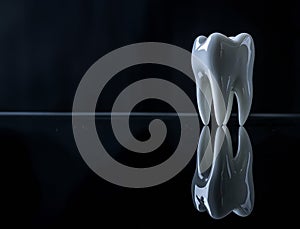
[191,126,254,219]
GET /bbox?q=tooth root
[210,79,228,126]
[223,91,234,125]
[234,127,254,216]
[213,126,227,159]
[235,126,252,168]
[196,73,212,125]
[198,126,213,176]
[222,126,233,157]
[234,79,253,126]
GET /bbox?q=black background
[1,0,300,113]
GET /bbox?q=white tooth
[192,33,254,125]
[192,37,213,125]
[195,72,212,125]
[223,91,234,125]
[192,126,254,219]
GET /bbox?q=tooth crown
[191,126,254,219]
[192,33,255,126]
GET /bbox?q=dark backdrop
[1,0,299,113]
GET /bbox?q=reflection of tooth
[192,33,254,125]
[192,126,254,219]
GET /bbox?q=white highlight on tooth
[192,33,255,126]
[192,126,254,219]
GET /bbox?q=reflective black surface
[2,114,298,227]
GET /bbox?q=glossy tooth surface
[191,126,254,219]
[192,33,254,125]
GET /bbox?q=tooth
[192,126,254,219]
[223,91,234,125]
[192,37,213,125]
[191,33,254,125]
[195,73,212,125]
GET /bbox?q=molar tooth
[192,33,254,125]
